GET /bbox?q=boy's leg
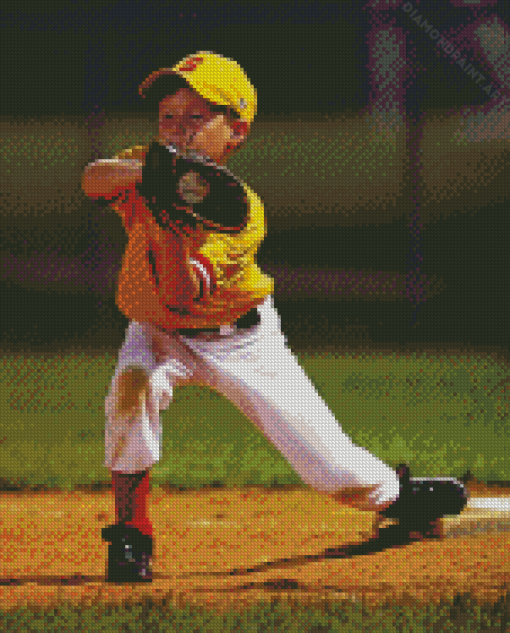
[110,467,153,538]
[180,296,402,515]
[104,321,199,539]
[110,366,154,537]
[104,320,163,473]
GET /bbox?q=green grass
[1,589,508,631]
[0,349,509,491]
[0,349,509,629]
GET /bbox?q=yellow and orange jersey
[110,145,274,330]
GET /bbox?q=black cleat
[380,463,469,529]
[102,523,153,583]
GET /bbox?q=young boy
[82,52,403,583]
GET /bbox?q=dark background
[1,0,509,367]
[2,0,504,119]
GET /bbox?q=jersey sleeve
[109,145,149,231]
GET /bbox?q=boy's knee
[116,366,150,415]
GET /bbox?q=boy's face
[158,87,247,165]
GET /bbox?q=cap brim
[139,69,181,97]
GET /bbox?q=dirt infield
[0,478,509,617]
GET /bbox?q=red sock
[112,469,153,538]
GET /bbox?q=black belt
[175,306,260,338]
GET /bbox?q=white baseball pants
[104,295,400,510]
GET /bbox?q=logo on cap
[178,57,204,72]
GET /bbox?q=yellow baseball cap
[139,51,257,125]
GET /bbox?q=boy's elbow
[82,163,101,198]
[81,172,94,198]
[81,158,142,199]
[81,162,113,199]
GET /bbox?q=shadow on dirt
[0,521,440,588]
[177,520,443,582]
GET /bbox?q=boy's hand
[185,114,232,162]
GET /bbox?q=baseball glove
[136,141,249,235]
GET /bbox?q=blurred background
[1,0,508,366]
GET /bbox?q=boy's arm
[81,158,143,200]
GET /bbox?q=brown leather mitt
[136,142,249,234]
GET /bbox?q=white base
[466,497,510,512]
